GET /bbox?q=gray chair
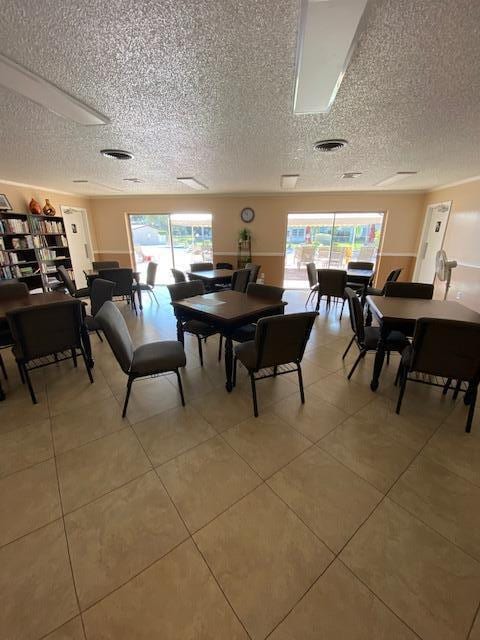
[234,311,317,417]
[385,281,434,299]
[346,261,375,293]
[58,265,90,298]
[245,263,261,283]
[316,269,348,318]
[84,278,115,341]
[305,262,319,307]
[98,268,137,313]
[171,268,186,283]
[0,281,29,379]
[167,280,221,366]
[92,261,120,270]
[190,262,213,272]
[96,301,186,417]
[367,268,402,297]
[134,262,159,305]
[232,269,251,293]
[7,299,93,404]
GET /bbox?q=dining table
[0,291,93,401]
[84,269,143,309]
[345,268,374,304]
[186,269,233,287]
[366,294,480,391]
[171,289,286,391]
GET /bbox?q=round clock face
[241,207,255,223]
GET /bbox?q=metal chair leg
[122,376,133,417]
[0,353,7,380]
[17,360,25,384]
[218,335,223,361]
[197,335,204,366]
[339,298,346,320]
[347,350,365,380]
[80,348,94,383]
[95,329,104,342]
[23,365,37,404]
[396,369,408,414]
[250,372,259,417]
[442,378,452,395]
[233,356,238,387]
[298,364,305,403]
[342,335,355,359]
[151,289,159,305]
[453,379,462,400]
[175,369,185,406]
[466,385,477,433]
[71,348,78,367]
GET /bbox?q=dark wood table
[85,269,143,309]
[0,291,93,401]
[346,268,374,304]
[171,290,286,391]
[367,295,480,391]
[186,269,233,285]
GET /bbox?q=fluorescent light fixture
[376,171,418,187]
[341,172,362,179]
[294,0,368,114]
[177,177,208,190]
[281,174,299,189]
[0,53,110,125]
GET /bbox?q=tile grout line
[467,602,480,640]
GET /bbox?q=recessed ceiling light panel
[281,174,299,189]
[177,177,208,190]
[341,172,362,179]
[100,149,133,160]
[376,171,418,187]
[314,139,348,152]
[123,177,144,183]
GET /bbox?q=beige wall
[88,191,425,285]
[423,179,480,312]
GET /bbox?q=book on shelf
[11,236,33,249]
[1,264,37,279]
[29,217,65,234]
[0,238,4,250]
[0,218,30,234]
[33,234,68,248]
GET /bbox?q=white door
[415,201,452,283]
[60,206,94,288]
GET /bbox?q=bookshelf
[28,214,73,291]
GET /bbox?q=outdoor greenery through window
[129,213,213,284]
[284,212,383,288]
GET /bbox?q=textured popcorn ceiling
[0,0,480,195]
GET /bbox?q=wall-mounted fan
[435,250,457,300]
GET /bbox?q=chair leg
[342,335,355,360]
[396,369,408,414]
[442,378,452,395]
[175,369,185,406]
[122,376,133,418]
[273,365,278,376]
[218,335,223,362]
[197,335,204,367]
[339,298,346,320]
[71,348,77,367]
[0,353,7,380]
[305,290,313,307]
[250,373,259,417]
[386,350,390,365]
[233,356,238,387]
[95,329,104,342]
[151,289,159,305]
[131,293,138,315]
[298,364,305,404]
[465,385,477,433]
[453,379,462,400]
[17,360,25,384]
[80,348,94,383]
[347,350,365,380]
[23,365,37,404]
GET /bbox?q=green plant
[238,227,251,242]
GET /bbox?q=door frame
[60,206,95,286]
[413,200,452,281]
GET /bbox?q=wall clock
[240,207,255,223]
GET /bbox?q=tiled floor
[1,288,480,640]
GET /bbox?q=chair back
[306,262,318,288]
[410,318,480,381]
[216,262,233,270]
[232,269,251,292]
[347,261,374,271]
[0,281,29,300]
[345,287,365,344]
[245,263,261,283]
[90,278,115,317]
[95,301,134,374]
[7,299,83,361]
[254,312,317,369]
[385,281,434,299]
[92,261,120,270]
[190,262,213,272]
[98,268,134,297]
[171,268,186,283]
[146,262,157,287]
[379,268,402,294]
[57,265,77,295]
[167,280,205,302]
[247,283,284,301]
[317,269,347,297]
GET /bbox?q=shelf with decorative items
[0,211,43,290]
[237,228,252,268]
[28,214,73,291]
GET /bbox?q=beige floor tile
[0,418,53,478]
[57,427,151,512]
[158,436,261,532]
[319,414,416,492]
[341,499,480,640]
[66,471,187,609]
[268,447,382,552]
[83,540,248,640]
[272,390,349,442]
[471,613,480,640]
[390,456,480,561]
[47,365,113,416]
[308,373,373,414]
[194,484,333,640]
[44,617,85,639]
[0,458,61,547]
[304,345,356,373]
[237,374,299,411]
[191,387,254,432]
[297,358,331,386]
[269,560,417,640]
[51,396,127,454]
[0,520,78,640]
[133,405,216,466]
[113,376,181,424]
[170,365,217,400]
[423,416,480,487]
[223,411,311,479]
[0,384,49,435]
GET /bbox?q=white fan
[435,250,457,300]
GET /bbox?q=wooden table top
[172,290,286,324]
[85,269,140,277]
[367,295,480,324]
[0,291,72,320]
[346,269,374,279]
[186,269,233,280]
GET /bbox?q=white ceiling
[1,0,480,196]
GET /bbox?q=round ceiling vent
[100,149,134,160]
[313,139,348,152]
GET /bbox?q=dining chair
[92,261,120,270]
[366,268,402,297]
[232,269,251,293]
[395,317,480,432]
[167,280,221,366]
[190,262,213,272]
[134,262,159,305]
[171,268,186,283]
[346,260,375,294]
[316,269,348,318]
[233,311,317,417]
[98,268,137,313]
[305,262,319,307]
[343,287,409,379]
[7,299,93,404]
[84,278,115,341]
[385,281,434,299]
[58,265,90,299]
[216,262,233,269]
[245,263,261,283]
[0,281,29,379]
[96,301,186,417]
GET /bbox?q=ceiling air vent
[100,149,133,160]
[313,139,348,152]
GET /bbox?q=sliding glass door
[129,213,212,284]
[284,212,383,288]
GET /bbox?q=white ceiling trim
[0,178,78,196]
